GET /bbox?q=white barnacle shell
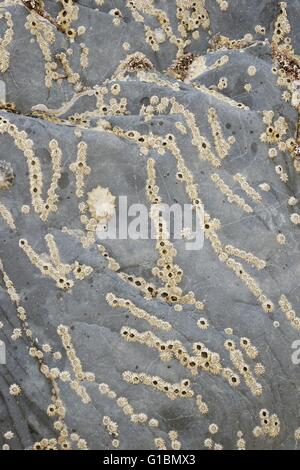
[87,186,116,223]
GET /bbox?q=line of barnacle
[18,233,93,290]
[43,139,63,220]
[224,245,266,270]
[207,107,235,160]
[0,259,87,450]
[278,294,300,331]
[233,174,262,204]
[224,339,262,396]
[106,293,172,331]
[0,9,13,73]
[0,201,15,229]
[57,324,94,404]
[0,115,63,220]
[61,137,98,248]
[210,173,254,213]
[56,0,79,39]
[136,69,182,93]
[102,416,120,449]
[236,430,246,450]
[110,119,273,314]
[80,43,89,69]
[69,141,90,198]
[271,1,296,84]
[192,82,249,110]
[122,371,193,401]
[120,326,241,388]
[260,110,298,181]
[167,431,182,451]
[146,158,204,309]
[24,10,57,88]
[209,32,257,52]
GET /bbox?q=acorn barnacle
[87,186,116,223]
[0,161,14,190]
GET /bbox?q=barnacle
[87,185,116,223]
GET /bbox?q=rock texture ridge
[0,0,300,450]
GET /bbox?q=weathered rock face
[0,0,300,451]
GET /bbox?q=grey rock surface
[0,0,300,450]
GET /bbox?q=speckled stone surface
[0,0,300,450]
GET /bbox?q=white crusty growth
[87,185,116,223]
